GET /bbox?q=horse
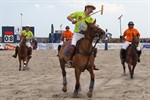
[17,36,30,71]
[58,20,105,98]
[120,35,139,79]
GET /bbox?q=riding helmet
[128,21,134,25]
[85,3,96,10]
[65,26,70,29]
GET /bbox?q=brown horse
[120,35,139,79]
[58,20,105,98]
[17,36,30,71]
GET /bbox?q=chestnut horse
[120,35,139,79]
[58,20,105,98]
[18,36,30,71]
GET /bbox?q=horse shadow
[52,92,86,98]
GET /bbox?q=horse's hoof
[62,86,67,92]
[131,75,133,79]
[87,91,92,98]
[23,68,25,71]
[19,69,21,71]
[72,92,78,98]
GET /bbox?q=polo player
[12,25,34,59]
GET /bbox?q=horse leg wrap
[63,76,67,85]
[89,80,95,92]
[74,84,80,93]
[24,61,26,67]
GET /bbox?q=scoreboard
[2,26,14,43]
[2,26,34,43]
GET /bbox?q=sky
[0,0,150,38]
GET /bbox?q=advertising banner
[142,43,150,50]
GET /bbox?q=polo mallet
[90,5,104,16]
[77,5,104,22]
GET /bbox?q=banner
[37,43,49,50]
[4,43,16,50]
[142,43,150,50]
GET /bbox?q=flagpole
[21,13,23,28]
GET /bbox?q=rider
[67,3,96,60]
[121,21,142,64]
[12,25,34,59]
[57,26,73,56]
[67,3,99,70]
[61,26,73,41]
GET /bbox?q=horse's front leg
[23,60,27,71]
[128,63,133,79]
[59,59,67,92]
[73,67,81,98]
[123,64,126,74]
[132,62,137,76]
[19,59,21,71]
[87,66,95,98]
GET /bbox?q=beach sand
[0,49,150,100]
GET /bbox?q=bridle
[75,27,103,71]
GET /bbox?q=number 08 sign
[4,35,14,42]
[2,26,14,43]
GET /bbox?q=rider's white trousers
[18,42,31,48]
[71,33,84,46]
[122,41,141,51]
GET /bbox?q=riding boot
[28,47,32,59]
[57,45,61,57]
[12,46,18,58]
[121,49,126,64]
[137,50,142,62]
[67,45,75,66]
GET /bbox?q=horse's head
[84,19,105,40]
[132,34,139,47]
[20,36,27,45]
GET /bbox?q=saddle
[64,39,82,57]
[64,38,96,57]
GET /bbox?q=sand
[0,49,150,100]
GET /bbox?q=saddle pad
[64,43,71,56]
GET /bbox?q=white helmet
[85,3,96,10]
[26,24,30,28]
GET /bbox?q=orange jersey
[123,28,140,42]
[62,30,73,39]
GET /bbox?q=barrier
[0,43,149,50]
[142,43,150,50]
